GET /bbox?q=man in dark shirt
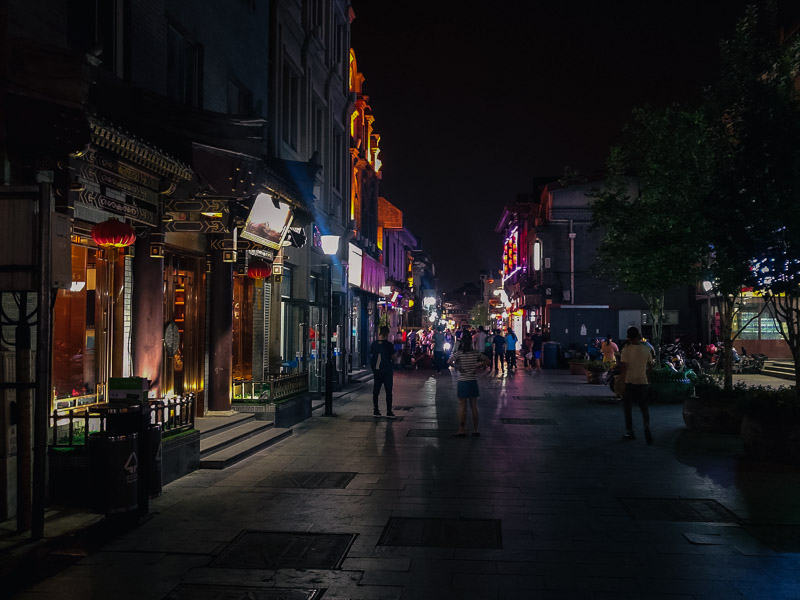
[370,326,395,418]
[492,330,506,372]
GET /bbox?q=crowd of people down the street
[380,324,552,375]
[368,324,694,443]
[369,324,552,433]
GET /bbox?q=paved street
[8,368,800,600]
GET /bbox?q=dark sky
[350,1,758,290]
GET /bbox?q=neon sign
[502,227,520,281]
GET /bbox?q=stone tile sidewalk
[5,368,800,599]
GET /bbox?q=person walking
[448,334,488,437]
[492,329,506,372]
[473,326,488,361]
[483,327,494,365]
[601,334,619,366]
[522,335,533,369]
[370,326,396,418]
[504,328,518,371]
[619,326,654,444]
[532,328,544,372]
[432,325,446,374]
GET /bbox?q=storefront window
[232,276,253,380]
[52,245,100,402]
[162,255,204,399]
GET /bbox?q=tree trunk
[719,295,735,392]
[647,293,664,366]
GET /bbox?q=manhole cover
[619,498,740,523]
[164,585,321,600]
[214,531,356,569]
[406,429,453,438]
[377,517,502,549]
[501,418,556,425]
[257,472,356,489]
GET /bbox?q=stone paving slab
[5,369,800,599]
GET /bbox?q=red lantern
[91,219,137,248]
[247,259,272,279]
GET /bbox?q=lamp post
[702,281,713,344]
[321,235,340,416]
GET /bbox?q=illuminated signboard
[241,193,293,250]
[502,227,519,281]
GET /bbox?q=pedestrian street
[11,368,800,600]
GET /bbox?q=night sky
[350,1,760,290]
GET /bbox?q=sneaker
[386,411,396,419]
[644,427,653,445]
[621,432,636,440]
[373,410,381,418]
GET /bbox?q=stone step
[195,412,256,439]
[199,427,292,470]
[761,361,795,381]
[199,420,276,457]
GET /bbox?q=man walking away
[492,329,506,372]
[432,326,447,374]
[505,329,518,371]
[370,326,396,418]
[619,326,654,444]
[473,326,488,362]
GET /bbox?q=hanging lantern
[91,219,137,248]
[247,259,272,279]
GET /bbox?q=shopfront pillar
[132,237,164,396]
[208,252,233,411]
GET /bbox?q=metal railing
[232,373,309,403]
[49,393,195,448]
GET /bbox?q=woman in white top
[448,335,488,437]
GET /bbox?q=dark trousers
[493,350,505,370]
[623,383,650,432]
[373,370,393,412]
[506,350,517,369]
[433,350,446,372]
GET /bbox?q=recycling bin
[88,403,141,515]
[542,341,561,369]
[88,430,139,515]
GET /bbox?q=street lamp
[321,235,340,416]
[702,280,713,344]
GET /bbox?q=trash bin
[88,403,141,515]
[88,430,139,515]
[145,423,162,499]
[543,341,561,369]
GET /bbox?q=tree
[702,3,800,392]
[590,106,713,365]
[470,302,489,328]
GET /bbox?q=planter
[569,361,587,376]
[682,396,743,434]
[232,393,312,427]
[586,371,608,384]
[650,379,694,403]
[741,415,800,464]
